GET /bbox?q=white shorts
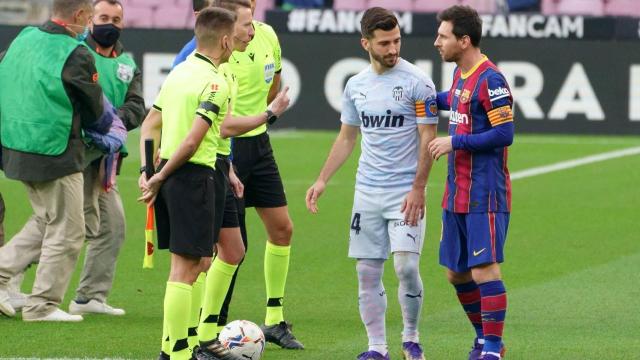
[348,188,425,259]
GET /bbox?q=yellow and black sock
[188,273,206,350]
[264,242,290,326]
[161,314,170,357]
[164,282,192,360]
[198,259,238,343]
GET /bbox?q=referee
[138,8,242,360]
[223,0,303,349]
[174,0,304,349]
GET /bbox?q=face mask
[91,23,121,47]
[66,22,89,42]
[76,26,90,42]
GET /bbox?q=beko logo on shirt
[361,110,405,128]
[449,111,469,125]
[488,86,510,98]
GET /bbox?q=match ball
[219,320,266,360]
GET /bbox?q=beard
[371,51,399,68]
[441,47,462,63]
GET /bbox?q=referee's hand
[305,180,326,214]
[229,167,244,199]
[138,173,164,205]
[268,86,291,117]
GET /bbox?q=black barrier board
[1,25,639,134]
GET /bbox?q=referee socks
[264,242,291,326]
[198,259,238,343]
[164,282,192,360]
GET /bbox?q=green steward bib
[0,27,79,156]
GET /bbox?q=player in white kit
[305,7,438,360]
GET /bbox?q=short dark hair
[437,5,483,47]
[195,7,236,45]
[53,0,93,18]
[193,0,213,12]
[212,0,251,13]
[93,0,123,12]
[360,7,398,39]
[93,0,122,6]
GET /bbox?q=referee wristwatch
[265,109,278,125]
[139,165,146,174]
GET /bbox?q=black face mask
[91,23,121,47]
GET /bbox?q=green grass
[1,131,639,359]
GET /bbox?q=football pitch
[1,130,639,359]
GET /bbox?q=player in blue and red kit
[428,6,513,360]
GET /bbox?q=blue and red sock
[454,281,483,340]
[478,280,507,355]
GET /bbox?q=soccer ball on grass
[218,320,266,360]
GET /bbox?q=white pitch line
[510,146,640,181]
[2,147,639,185]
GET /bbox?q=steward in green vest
[0,0,109,322]
[84,17,145,175]
[64,0,145,318]
[0,21,105,182]
[85,30,143,132]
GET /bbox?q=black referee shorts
[213,156,240,235]
[154,162,216,258]
[231,132,287,208]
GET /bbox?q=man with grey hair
[0,0,109,322]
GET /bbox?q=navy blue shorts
[439,210,510,273]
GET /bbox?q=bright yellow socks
[264,242,291,326]
[188,272,206,350]
[161,316,170,356]
[164,282,192,360]
[198,259,238,344]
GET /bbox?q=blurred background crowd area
[0,0,638,29]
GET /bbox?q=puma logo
[406,291,422,299]
[406,233,417,243]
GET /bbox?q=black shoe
[157,351,170,360]
[194,340,243,360]
[260,321,304,349]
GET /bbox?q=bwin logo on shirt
[361,110,404,128]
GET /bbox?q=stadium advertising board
[1,25,638,134]
[271,34,640,134]
[269,9,640,40]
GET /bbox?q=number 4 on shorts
[351,213,361,235]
